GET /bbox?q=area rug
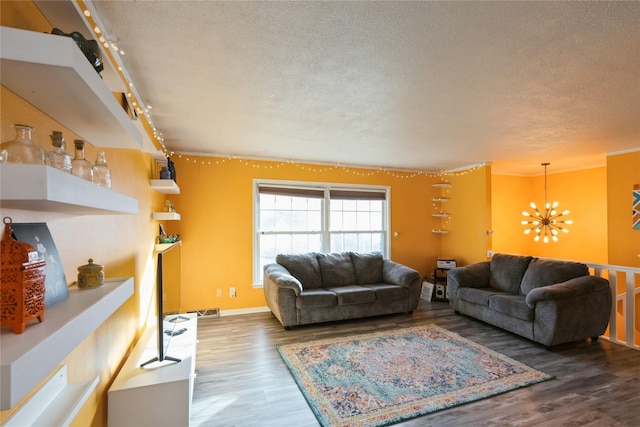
[277,324,553,427]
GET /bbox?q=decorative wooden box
[1,218,46,334]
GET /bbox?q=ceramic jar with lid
[77,258,104,288]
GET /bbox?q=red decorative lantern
[1,217,46,334]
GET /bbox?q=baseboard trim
[219,306,271,317]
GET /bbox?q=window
[254,180,389,284]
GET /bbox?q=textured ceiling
[88,1,639,175]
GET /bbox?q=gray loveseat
[447,253,612,347]
[264,251,421,329]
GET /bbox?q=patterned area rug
[278,324,553,427]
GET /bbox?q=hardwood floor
[191,300,640,426]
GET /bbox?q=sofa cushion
[276,253,322,289]
[350,252,383,285]
[490,254,533,294]
[296,289,338,308]
[317,252,357,287]
[489,294,534,321]
[362,283,408,301]
[325,285,376,305]
[458,287,498,306]
[520,258,589,295]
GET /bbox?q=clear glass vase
[71,140,93,182]
[92,151,112,189]
[48,131,72,173]
[0,124,47,165]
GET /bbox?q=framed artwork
[634,185,640,230]
[11,222,69,307]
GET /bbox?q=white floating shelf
[4,365,98,427]
[150,179,180,194]
[432,229,451,234]
[154,241,181,252]
[0,164,139,215]
[152,212,181,221]
[431,183,451,188]
[0,277,134,410]
[0,26,142,149]
[432,198,450,202]
[432,213,451,218]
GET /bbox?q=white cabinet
[108,313,198,427]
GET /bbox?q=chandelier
[521,163,572,243]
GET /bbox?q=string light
[77,0,164,150]
[167,153,485,179]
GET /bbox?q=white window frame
[253,179,391,286]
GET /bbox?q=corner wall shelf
[0,26,142,149]
[0,277,134,410]
[150,179,180,194]
[152,212,181,221]
[0,164,139,215]
[432,229,451,234]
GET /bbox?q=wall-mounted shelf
[0,277,134,410]
[0,26,142,149]
[154,241,181,252]
[4,365,98,427]
[0,164,139,215]
[152,212,181,221]
[432,182,451,233]
[150,179,180,194]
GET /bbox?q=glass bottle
[92,151,112,189]
[48,131,72,173]
[71,140,93,182]
[0,124,47,165]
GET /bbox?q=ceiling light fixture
[521,162,572,243]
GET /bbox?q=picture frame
[11,222,69,307]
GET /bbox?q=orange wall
[168,155,460,312]
[492,167,608,264]
[607,150,640,268]
[441,165,493,266]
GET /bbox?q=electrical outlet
[216,289,222,297]
[230,287,236,298]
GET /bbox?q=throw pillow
[489,253,533,294]
[350,252,383,285]
[276,253,322,289]
[317,252,357,287]
[520,258,588,295]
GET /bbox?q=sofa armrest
[263,263,303,296]
[447,262,491,290]
[382,259,420,288]
[525,275,610,308]
[525,275,611,346]
[447,262,490,311]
